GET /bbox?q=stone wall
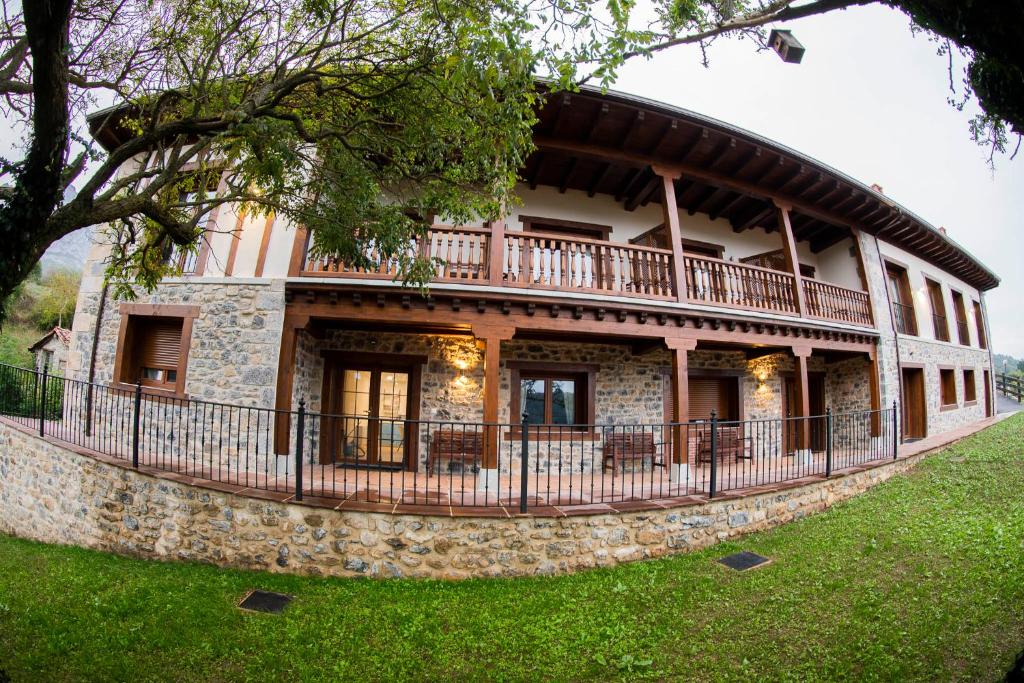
[0,418,953,580]
[855,231,993,439]
[70,279,286,407]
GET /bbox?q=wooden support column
[868,346,882,436]
[792,344,812,452]
[287,225,310,277]
[474,324,515,471]
[653,166,688,303]
[666,338,698,473]
[775,201,807,315]
[273,315,309,455]
[850,227,876,327]
[487,218,506,286]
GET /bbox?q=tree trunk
[0,0,74,315]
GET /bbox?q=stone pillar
[473,324,514,490]
[775,201,807,316]
[653,166,688,303]
[273,315,308,455]
[666,337,697,483]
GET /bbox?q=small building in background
[28,327,71,375]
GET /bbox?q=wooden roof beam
[775,163,807,193]
[625,173,660,211]
[614,168,642,202]
[732,205,774,232]
[678,127,709,162]
[810,229,851,253]
[687,185,720,216]
[709,192,751,221]
[586,162,614,197]
[527,151,546,190]
[708,137,738,170]
[620,110,646,150]
[647,118,678,154]
[558,158,578,194]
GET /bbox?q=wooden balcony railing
[683,255,798,315]
[299,226,876,327]
[803,279,873,327]
[303,226,490,282]
[502,231,675,299]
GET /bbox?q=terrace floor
[102,415,1005,517]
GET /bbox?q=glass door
[335,368,410,467]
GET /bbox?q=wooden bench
[602,433,662,476]
[695,425,750,464]
[427,429,484,475]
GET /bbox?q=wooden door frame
[983,369,993,418]
[319,351,425,470]
[900,364,927,440]
[782,371,825,452]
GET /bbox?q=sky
[610,3,1024,357]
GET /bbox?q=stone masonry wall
[0,419,951,580]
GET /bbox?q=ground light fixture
[717,551,772,571]
[238,590,294,614]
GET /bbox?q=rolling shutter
[137,318,183,370]
[687,377,737,421]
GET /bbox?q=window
[885,263,917,336]
[925,278,949,341]
[939,368,957,408]
[951,290,970,345]
[519,215,611,241]
[973,300,987,349]
[114,304,198,395]
[963,369,977,403]
[509,363,595,430]
[687,376,740,421]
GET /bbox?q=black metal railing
[892,302,918,336]
[0,362,901,511]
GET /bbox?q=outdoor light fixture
[768,29,805,64]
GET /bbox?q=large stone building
[67,86,997,491]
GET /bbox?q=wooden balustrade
[802,279,873,326]
[300,227,876,327]
[683,255,798,314]
[302,226,489,282]
[502,231,675,298]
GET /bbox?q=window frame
[508,361,597,438]
[112,303,199,398]
[885,261,918,336]
[938,366,958,410]
[949,288,971,346]
[963,368,977,404]
[924,277,950,342]
[972,300,988,349]
[519,215,612,241]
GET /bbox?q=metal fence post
[39,363,49,437]
[131,381,142,468]
[520,412,529,514]
[825,407,833,477]
[709,410,718,499]
[295,399,305,502]
[892,400,899,460]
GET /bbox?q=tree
[29,268,80,330]
[0,0,1021,317]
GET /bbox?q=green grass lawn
[1,415,1023,682]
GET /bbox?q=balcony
[299,226,873,328]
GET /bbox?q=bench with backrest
[427,428,484,475]
[695,424,749,464]
[602,432,662,475]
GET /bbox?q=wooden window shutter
[138,318,183,369]
[688,378,722,421]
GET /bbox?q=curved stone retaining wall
[0,420,946,579]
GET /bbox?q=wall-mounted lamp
[769,29,805,64]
